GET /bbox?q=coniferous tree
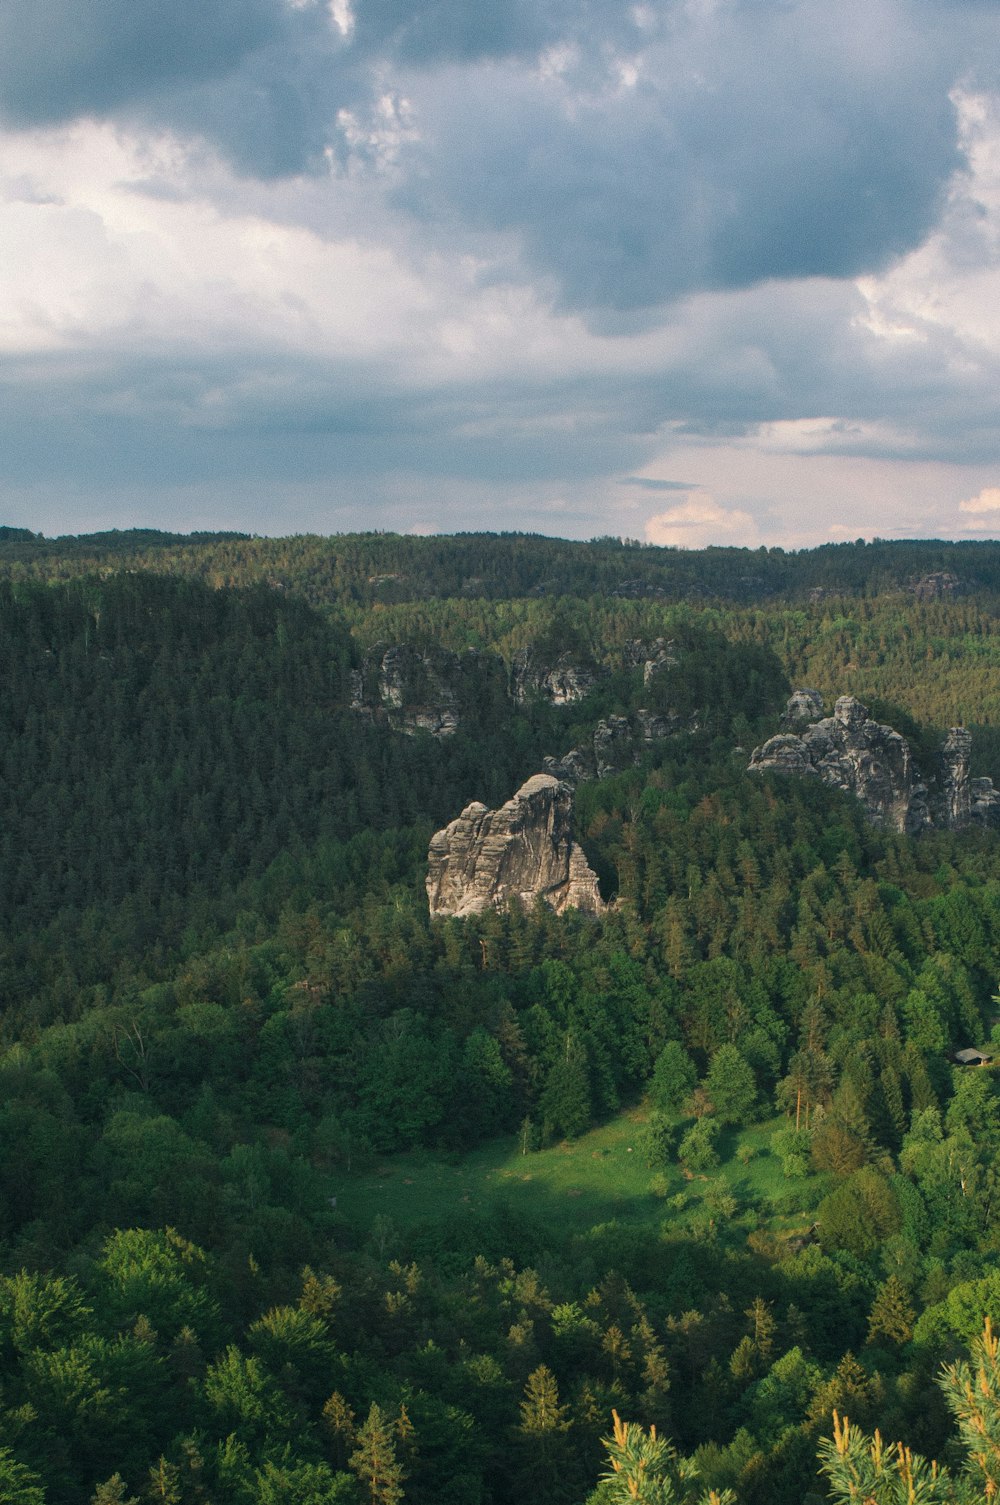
[514,1365,577,1504]
[866,1276,916,1348]
[349,1404,405,1505]
[92,1480,140,1505]
[593,1411,734,1505]
[541,1037,592,1139]
[650,1043,697,1116]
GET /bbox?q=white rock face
[939,727,1000,830]
[351,643,507,737]
[750,694,1000,834]
[749,695,926,833]
[426,774,606,918]
[782,688,825,723]
[510,650,598,705]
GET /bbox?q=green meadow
[332,1108,824,1249]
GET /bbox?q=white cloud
[959,486,1000,514]
[644,495,758,549]
[328,0,354,38]
[853,90,1000,365]
[754,417,921,456]
[958,486,1000,529]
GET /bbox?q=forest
[2,530,1000,1502]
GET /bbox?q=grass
[333,1107,824,1247]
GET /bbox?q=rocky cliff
[750,692,1000,833]
[936,726,1000,829]
[749,695,927,833]
[543,708,679,784]
[510,649,598,705]
[351,644,507,737]
[354,635,690,748]
[426,773,606,918]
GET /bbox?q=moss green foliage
[650,1044,698,1116]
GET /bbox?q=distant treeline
[2,527,1000,606]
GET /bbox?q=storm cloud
[0,0,999,541]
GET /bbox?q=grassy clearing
[333,1108,824,1246]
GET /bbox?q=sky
[2,0,1000,547]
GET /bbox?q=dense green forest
[3,531,1000,1502]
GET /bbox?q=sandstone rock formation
[936,727,1000,830]
[910,571,965,600]
[749,694,927,833]
[426,774,605,918]
[542,708,682,785]
[751,693,1000,833]
[377,644,462,736]
[783,688,825,724]
[351,644,506,737]
[635,708,677,743]
[542,747,595,784]
[938,726,973,829]
[623,638,678,687]
[593,716,636,779]
[510,649,598,705]
[354,635,682,741]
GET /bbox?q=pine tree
[650,1042,697,1116]
[598,1411,735,1504]
[705,1046,758,1126]
[143,1459,181,1505]
[519,1364,572,1450]
[0,1449,46,1505]
[541,1037,592,1139]
[867,1275,916,1348]
[820,1319,1000,1504]
[515,1366,577,1504]
[349,1403,405,1505]
[92,1478,139,1505]
[323,1390,358,1469]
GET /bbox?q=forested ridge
[4,527,1000,607]
[3,534,1000,1502]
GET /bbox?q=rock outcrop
[936,727,1000,830]
[751,693,1000,833]
[352,644,506,737]
[542,707,682,785]
[623,638,678,687]
[426,774,605,918]
[354,635,684,742]
[938,727,973,829]
[510,650,598,705]
[749,695,927,833]
[910,571,965,600]
[783,688,825,724]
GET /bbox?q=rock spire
[426,774,605,918]
[749,692,1000,833]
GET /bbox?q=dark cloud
[351,0,549,64]
[0,0,989,305]
[350,0,640,66]
[2,253,1000,540]
[620,478,698,491]
[0,0,358,176]
[399,1,965,313]
[0,348,654,501]
[0,0,282,122]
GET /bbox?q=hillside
[0,534,1000,1502]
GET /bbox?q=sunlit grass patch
[334,1107,825,1249]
